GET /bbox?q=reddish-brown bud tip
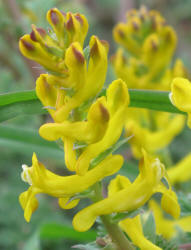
[30,30,37,41]
[117,29,125,39]
[99,103,110,122]
[90,39,99,57]
[72,46,85,63]
[66,14,74,30]
[151,39,158,51]
[37,27,46,37]
[100,39,109,47]
[61,11,66,17]
[151,17,157,30]
[75,13,83,25]
[21,39,35,51]
[132,21,139,31]
[50,9,59,25]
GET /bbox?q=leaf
[0,89,185,122]
[0,90,46,122]
[40,223,96,242]
[111,209,142,223]
[0,125,64,160]
[143,212,156,243]
[72,242,100,250]
[90,136,133,168]
[23,231,41,250]
[129,89,184,114]
[178,192,191,216]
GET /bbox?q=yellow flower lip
[170,77,191,127]
[73,150,177,232]
[19,153,123,222]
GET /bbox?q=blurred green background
[1,0,191,249]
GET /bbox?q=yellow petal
[149,200,175,239]
[161,189,180,219]
[39,97,109,144]
[55,36,109,122]
[19,188,38,222]
[58,197,80,209]
[171,77,191,127]
[120,215,162,250]
[73,151,165,232]
[167,154,191,184]
[75,79,129,175]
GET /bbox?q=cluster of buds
[111,7,191,241]
[19,8,184,249]
[112,6,187,90]
[111,6,186,159]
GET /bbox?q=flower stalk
[93,183,135,250]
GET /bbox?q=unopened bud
[21,39,35,51]
[66,14,74,30]
[117,29,125,39]
[50,9,59,25]
[99,103,110,122]
[75,13,83,25]
[132,21,139,31]
[72,46,85,63]
[90,38,99,57]
[30,30,37,41]
[151,39,158,51]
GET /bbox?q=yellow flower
[35,36,109,122]
[75,78,130,175]
[149,200,191,239]
[167,154,191,184]
[112,7,178,91]
[120,215,162,250]
[72,150,180,232]
[19,9,88,74]
[39,96,109,144]
[125,109,185,158]
[108,175,162,249]
[19,153,123,222]
[170,77,191,127]
[54,37,109,122]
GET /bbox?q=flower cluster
[112,6,186,159]
[18,7,191,249]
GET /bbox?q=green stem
[93,183,135,250]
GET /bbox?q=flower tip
[20,38,35,51]
[50,8,59,25]
[30,30,37,42]
[90,37,99,57]
[66,14,74,30]
[72,45,85,63]
[74,13,84,25]
[100,39,109,51]
[99,103,110,122]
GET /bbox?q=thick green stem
[93,183,135,250]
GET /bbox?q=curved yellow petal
[171,77,191,127]
[167,154,191,184]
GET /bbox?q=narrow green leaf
[111,209,142,223]
[23,232,41,250]
[0,90,46,122]
[90,136,132,168]
[129,89,185,114]
[0,88,185,122]
[40,223,96,241]
[0,125,64,160]
[143,213,156,243]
